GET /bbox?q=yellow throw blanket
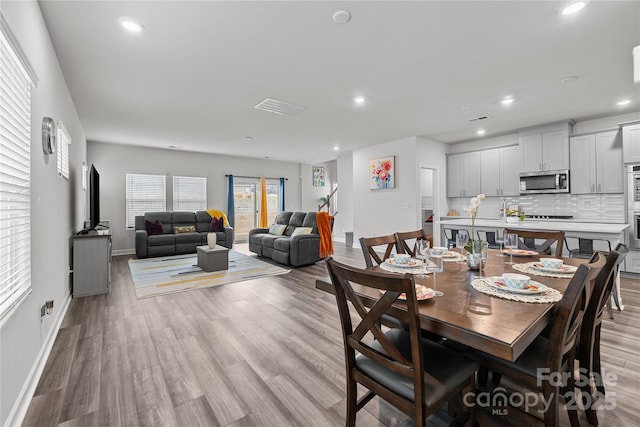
[206,209,230,227]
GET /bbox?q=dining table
[316,249,586,362]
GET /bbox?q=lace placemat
[512,262,575,279]
[380,262,429,275]
[443,253,466,263]
[470,278,563,304]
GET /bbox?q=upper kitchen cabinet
[519,123,572,173]
[480,145,521,196]
[623,123,640,163]
[570,130,623,194]
[447,152,480,198]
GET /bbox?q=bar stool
[564,237,611,259]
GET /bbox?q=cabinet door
[447,154,464,197]
[569,135,595,194]
[623,124,640,163]
[520,134,543,172]
[480,148,501,196]
[500,145,521,196]
[542,130,569,171]
[464,152,481,197]
[596,130,623,193]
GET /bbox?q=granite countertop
[438,218,629,234]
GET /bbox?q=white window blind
[56,121,70,179]
[0,20,35,321]
[173,176,207,211]
[126,173,166,228]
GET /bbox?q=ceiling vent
[468,115,489,122]
[254,98,308,117]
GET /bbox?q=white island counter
[438,218,629,235]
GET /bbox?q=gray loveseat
[249,211,330,267]
[135,211,233,258]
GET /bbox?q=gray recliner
[248,211,331,267]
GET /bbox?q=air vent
[468,115,489,122]
[254,98,308,117]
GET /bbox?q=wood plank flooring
[21,244,640,426]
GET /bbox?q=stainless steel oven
[628,165,640,211]
[629,211,640,249]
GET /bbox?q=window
[56,121,70,179]
[173,176,207,211]
[125,173,166,228]
[0,14,38,321]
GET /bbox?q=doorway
[233,177,281,242]
[419,166,439,246]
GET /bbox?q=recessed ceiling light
[617,99,631,106]
[332,10,351,24]
[501,96,514,105]
[353,96,366,105]
[333,146,340,151]
[477,129,486,136]
[119,17,145,33]
[561,1,586,15]
[244,136,253,141]
[560,75,579,83]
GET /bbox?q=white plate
[530,263,578,274]
[384,258,424,268]
[484,276,549,295]
[380,285,435,301]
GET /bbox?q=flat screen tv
[89,164,100,230]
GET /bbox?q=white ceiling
[38,0,640,164]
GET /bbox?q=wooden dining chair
[324,257,478,426]
[578,244,628,426]
[504,228,565,257]
[359,234,401,268]
[467,252,605,427]
[395,229,432,257]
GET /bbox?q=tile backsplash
[449,194,625,223]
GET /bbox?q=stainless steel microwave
[519,170,570,194]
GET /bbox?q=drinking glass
[456,233,469,261]
[494,230,504,251]
[426,246,445,296]
[504,233,518,265]
[415,239,430,279]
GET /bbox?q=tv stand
[72,230,112,297]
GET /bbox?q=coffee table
[196,245,229,272]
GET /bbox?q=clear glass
[504,233,518,265]
[456,233,469,260]
[494,229,504,251]
[415,239,430,279]
[426,246,445,296]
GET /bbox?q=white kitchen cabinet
[570,130,623,194]
[623,123,640,163]
[520,125,570,173]
[447,152,480,197]
[480,145,521,196]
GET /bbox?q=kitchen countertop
[438,218,629,234]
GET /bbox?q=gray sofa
[135,211,233,258]
[249,211,330,267]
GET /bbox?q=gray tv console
[72,230,112,297]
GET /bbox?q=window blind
[125,173,166,228]
[0,24,34,320]
[173,176,207,211]
[57,121,70,179]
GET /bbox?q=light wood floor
[22,244,640,427]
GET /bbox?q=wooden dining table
[316,249,585,362]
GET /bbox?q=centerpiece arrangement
[463,193,488,270]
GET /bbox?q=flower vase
[466,240,486,271]
[207,233,217,248]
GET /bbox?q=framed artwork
[312,166,325,187]
[370,156,395,189]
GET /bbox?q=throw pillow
[174,225,196,234]
[268,224,287,236]
[145,220,163,235]
[291,227,313,237]
[210,216,224,232]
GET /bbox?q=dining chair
[476,230,501,249]
[395,229,433,257]
[578,244,628,426]
[442,228,470,249]
[564,237,612,259]
[466,252,605,427]
[359,234,401,268]
[504,228,565,257]
[324,257,478,426]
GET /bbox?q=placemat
[380,262,429,275]
[512,262,575,279]
[470,278,563,304]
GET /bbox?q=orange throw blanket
[317,212,334,258]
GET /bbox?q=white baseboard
[3,293,71,427]
[112,248,134,256]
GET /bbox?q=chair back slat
[504,228,565,257]
[359,235,400,267]
[395,229,432,257]
[593,244,628,323]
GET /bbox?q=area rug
[128,250,290,299]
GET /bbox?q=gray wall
[87,142,303,253]
[0,1,87,425]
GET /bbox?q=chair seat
[356,329,478,407]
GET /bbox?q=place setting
[379,284,437,301]
[511,257,578,279]
[380,253,427,274]
[471,272,563,303]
